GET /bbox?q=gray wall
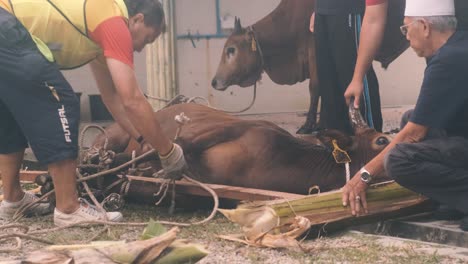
[64,0,425,121]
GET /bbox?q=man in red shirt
[310,0,387,134]
[0,0,186,226]
[344,0,388,108]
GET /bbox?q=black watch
[360,168,373,184]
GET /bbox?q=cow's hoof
[35,173,52,186]
[40,181,55,196]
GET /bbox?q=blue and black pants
[0,7,80,165]
[314,13,383,133]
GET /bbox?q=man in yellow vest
[0,0,187,226]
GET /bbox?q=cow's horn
[348,98,369,130]
[234,17,242,34]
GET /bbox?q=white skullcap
[405,0,455,16]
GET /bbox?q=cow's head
[305,104,392,176]
[211,18,263,90]
[347,104,393,176]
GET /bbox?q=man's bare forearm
[352,3,388,82]
[105,58,173,155]
[90,60,142,142]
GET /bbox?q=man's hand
[341,172,369,216]
[309,12,315,33]
[344,79,364,108]
[158,143,187,180]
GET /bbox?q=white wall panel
[175,0,217,36]
[374,49,425,107]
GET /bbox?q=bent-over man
[0,0,186,226]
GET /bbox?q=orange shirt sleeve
[88,17,134,68]
[366,0,386,6]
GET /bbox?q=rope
[154,181,171,206]
[76,169,106,214]
[145,84,258,115]
[345,162,351,182]
[78,148,219,225]
[248,26,266,69]
[79,124,109,151]
[220,83,258,114]
[2,98,222,247]
[8,148,219,227]
[144,94,170,102]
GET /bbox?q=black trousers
[314,13,382,133]
[385,110,468,214]
[456,0,468,30]
[0,7,80,165]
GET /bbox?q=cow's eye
[226,47,236,57]
[375,136,389,146]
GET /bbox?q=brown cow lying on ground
[87,102,392,195]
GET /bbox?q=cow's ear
[317,129,353,151]
[234,17,243,34]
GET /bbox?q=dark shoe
[460,216,468,231]
[432,205,464,220]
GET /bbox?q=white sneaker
[0,192,52,220]
[54,198,123,227]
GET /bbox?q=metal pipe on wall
[146,0,177,110]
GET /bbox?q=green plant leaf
[140,218,167,240]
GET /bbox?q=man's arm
[310,12,315,33]
[341,122,429,215]
[89,59,141,142]
[344,1,388,107]
[90,58,173,155]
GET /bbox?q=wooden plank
[126,176,305,201]
[19,170,47,182]
[18,171,305,201]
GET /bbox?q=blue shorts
[0,8,80,165]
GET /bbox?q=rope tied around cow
[73,111,219,225]
[1,114,220,252]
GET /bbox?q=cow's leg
[297,34,321,134]
[296,82,320,134]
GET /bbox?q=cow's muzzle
[211,78,229,91]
